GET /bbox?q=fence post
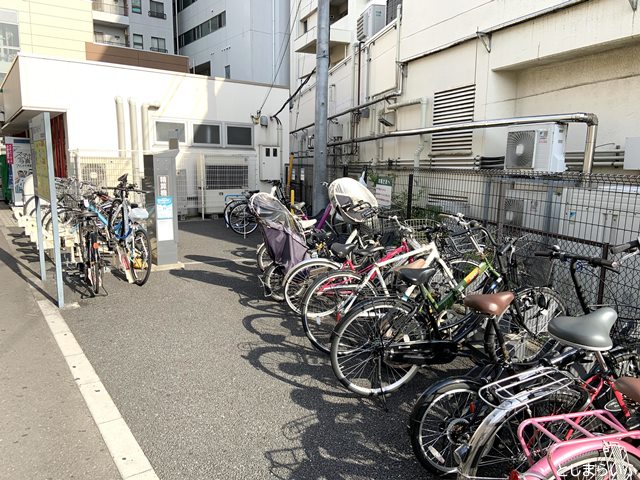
[407,173,414,219]
[343,164,348,177]
[596,242,609,305]
[496,179,506,239]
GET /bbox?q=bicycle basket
[594,304,640,347]
[129,207,149,222]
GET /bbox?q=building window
[226,125,252,147]
[149,0,166,19]
[155,121,185,142]
[224,65,230,79]
[193,124,221,145]
[150,37,167,53]
[301,19,308,34]
[193,61,210,76]
[178,11,226,48]
[177,0,197,12]
[386,0,403,24]
[131,0,142,14]
[132,34,143,49]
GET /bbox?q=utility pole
[312,0,329,215]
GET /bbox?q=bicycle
[453,239,640,479]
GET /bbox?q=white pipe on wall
[414,98,429,168]
[115,96,125,157]
[128,98,140,179]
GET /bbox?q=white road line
[182,258,250,266]
[36,299,159,480]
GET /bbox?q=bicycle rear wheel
[256,242,271,272]
[330,297,426,396]
[131,228,151,286]
[528,447,640,480]
[263,263,285,301]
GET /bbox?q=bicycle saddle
[77,211,99,219]
[548,307,617,352]
[354,245,385,258]
[300,219,317,230]
[330,243,357,259]
[397,267,438,286]
[464,292,515,317]
[614,376,640,404]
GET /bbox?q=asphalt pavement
[2,212,473,479]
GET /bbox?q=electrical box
[623,137,640,170]
[259,145,281,181]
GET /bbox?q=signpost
[375,176,393,208]
[30,112,64,308]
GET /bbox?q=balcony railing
[148,10,167,19]
[92,2,129,16]
[94,34,128,47]
[150,47,168,53]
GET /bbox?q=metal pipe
[115,96,126,157]
[290,92,399,134]
[414,98,429,168]
[329,113,599,172]
[312,0,330,214]
[128,98,140,180]
[583,123,598,174]
[141,102,161,152]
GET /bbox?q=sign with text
[375,176,393,207]
[29,114,52,202]
[6,137,32,205]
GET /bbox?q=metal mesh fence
[324,165,640,318]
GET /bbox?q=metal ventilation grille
[205,165,248,190]
[432,84,475,154]
[506,130,536,169]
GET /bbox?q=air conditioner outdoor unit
[505,123,567,172]
[357,4,386,41]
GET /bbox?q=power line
[257,0,303,114]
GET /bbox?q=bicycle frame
[518,410,640,480]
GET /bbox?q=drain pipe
[328,112,599,173]
[413,98,429,168]
[128,98,140,182]
[115,97,126,157]
[141,102,161,153]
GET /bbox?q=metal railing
[92,2,129,16]
[94,35,128,47]
[148,10,167,19]
[150,47,168,53]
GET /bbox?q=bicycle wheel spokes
[131,229,151,286]
[330,300,421,396]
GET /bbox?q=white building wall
[289,0,640,170]
[129,0,175,53]
[177,0,289,85]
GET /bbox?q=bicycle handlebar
[610,238,640,254]
[534,247,617,269]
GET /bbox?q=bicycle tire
[90,232,101,295]
[223,199,245,227]
[283,259,341,315]
[483,286,568,364]
[329,297,427,396]
[409,378,483,474]
[228,202,257,235]
[256,242,271,272]
[263,263,285,301]
[301,270,379,354]
[131,228,151,286]
[457,386,589,479]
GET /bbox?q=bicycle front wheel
[283,259,341,315]
[301,270,378,354]
[131,228,151,286]
[330,297,426,396]
[228,202,257,235]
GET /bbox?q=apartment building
[289,0,640,172]
[175,0,290,84]
[92,0,174,53]
[0,0,289,211]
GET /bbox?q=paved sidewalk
[0,204,119,480]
